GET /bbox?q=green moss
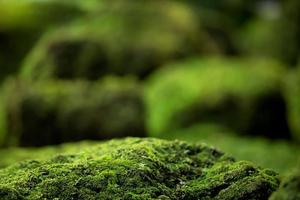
[20,1,205,80]
[145,57,290,139]
[1,77,145,147]
[0,137,279,199]
[162,125,300,174]
[270,168,300,200]
[0,141,97,168]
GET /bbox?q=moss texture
[0,141,97,168]
[162,125,300,174]
[21,1,207,80]
[0,77,145,147]
[0,137,279,199]
[145,57,290,139]
[270,168,300,200]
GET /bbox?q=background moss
[1,77,145,147]
[145,57,289,139]
[20,1,207,80]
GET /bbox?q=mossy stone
[146,57,290,139]
[0,137,279,199]
[284,67,300,142]
[21,1,205,80]
[0,77,145,147]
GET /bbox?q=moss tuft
[0,138,279,199]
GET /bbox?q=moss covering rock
[21,0,208,80]
[270,168,300,200]
[0,77,145,147]
[0,141,97,168]
[146,57,290,139]
[0,137,279,199]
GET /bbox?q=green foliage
[146,57,289,139]
[0,137,279,199]
[21,1,205,80]
[270,168,300,200]
[0,77,145,147]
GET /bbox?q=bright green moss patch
[145,57,290,139]
[0,138,279,199]
[270,168,300,200]
[1,77,145,147]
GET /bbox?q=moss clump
[270,168,300,200]
[0,77,145,147]
[20,1,206,80]
[0,137,279,199]
[146,57,290,139]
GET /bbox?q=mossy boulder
[270,168,300,200]
[0,0,86,81]
[146,57,290,138]
[0,77,145,147]
[0,137,279,199]
[284,67,300,142]
[21,1,207,80]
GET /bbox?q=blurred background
[0,0,299,176]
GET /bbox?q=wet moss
[146,57,290,139]
[1,77,145,147]
[270,168,300,200]
[0,137,279,199]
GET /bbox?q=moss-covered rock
[146,57,290,139]
[284,67,300,142]
[270,168,300,200]
[0,0,86,81]
[0,137,279,199]
[20,1,209,80]
[0,77,145,147]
